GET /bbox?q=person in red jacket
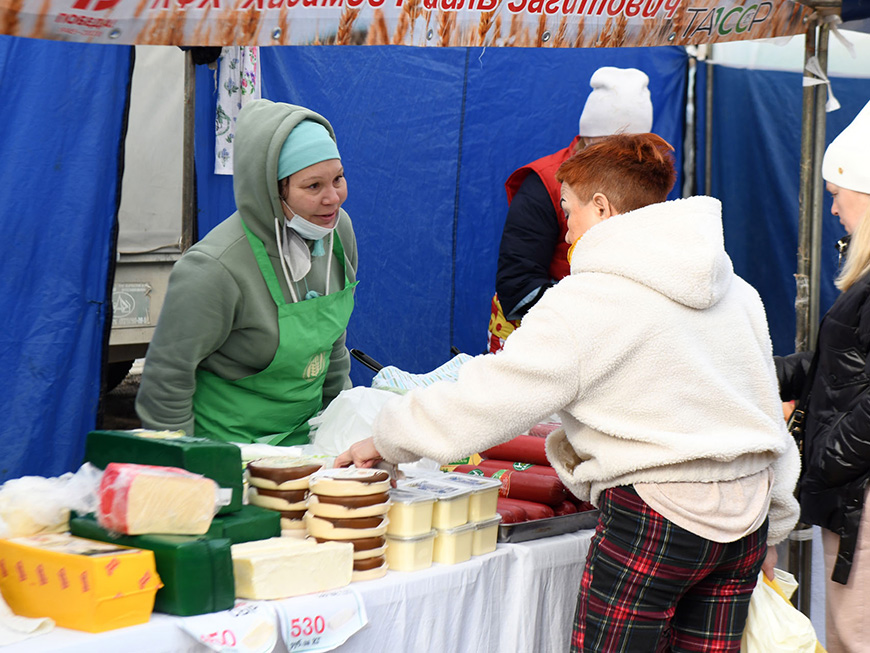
[487,67,654,353]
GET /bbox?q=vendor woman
[136,99,358,446]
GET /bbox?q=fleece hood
[233,99,338,254]
[571,196,733,310]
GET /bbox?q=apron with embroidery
[193,223,356,446]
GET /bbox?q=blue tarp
[0,36,131,482]
[695,62,870,357]
[3,37,867,483]
[195,46,689,386]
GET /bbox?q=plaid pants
[571,486,767,653]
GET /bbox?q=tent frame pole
[790,0,839,617]
[181,50,197,253]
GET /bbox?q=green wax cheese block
[69,515,235,617]
[206,504,281,544]
[84,430,243,514]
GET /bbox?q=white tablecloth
[0,530,593,653]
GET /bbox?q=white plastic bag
[307,386,398,456]
[740,569,825,653]
[0,463,103,538]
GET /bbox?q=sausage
[451,465,568,506]
[481,434,549,466]
[553,500,578,516]
[496,497,555,521]
[496,502,527,523]
[528,421,562,438]
[473,459,560,478]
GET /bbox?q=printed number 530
[289,616,326,638]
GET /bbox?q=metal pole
[181,50,197,253]
[704,46,714,197]
[787,11,822,618]
[809,22,830,340]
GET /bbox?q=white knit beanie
[822,99,870,194]
[578,67,653,138]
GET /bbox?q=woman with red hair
[338,134,800,652]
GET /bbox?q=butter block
[385,529,436,572]
[432,522,476,565]
[437,473,501,522]
[399,478,471,529]
[471,515,501,556]
[231,537,353,600]
[85,430,243,514]
[0,533,162,632]
[386,488,435,537]
[98,463,217,535]
[70,514,234,616]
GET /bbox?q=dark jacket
[776,260,870,584]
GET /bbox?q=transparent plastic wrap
[97,462,223,535]
[0,463,102,539]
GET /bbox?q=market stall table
[0,530,593,653]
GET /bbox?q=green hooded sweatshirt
[136,100,358,435]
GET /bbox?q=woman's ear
[591,192,616,220]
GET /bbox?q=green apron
[192,223,357,446]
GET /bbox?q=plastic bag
[308,386,398,456]
[740,569,826,653]
[0,463,103,539]
[371,353,473,394]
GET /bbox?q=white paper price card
[176,600,279,653]
[275,588,368,652]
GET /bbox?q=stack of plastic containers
[391,473,501,567]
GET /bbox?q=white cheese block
[231,537,353,600]
[98,463,217,535]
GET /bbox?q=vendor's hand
[334,437,383,469]
[761,545,778,580]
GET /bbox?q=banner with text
[1,1,810,48]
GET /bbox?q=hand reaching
[334,437,384,469]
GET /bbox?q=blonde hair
[835,203,870,291]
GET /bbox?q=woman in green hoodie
[135,100,358,446]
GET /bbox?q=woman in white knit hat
[487,67,654,353]
[775,98,870,653]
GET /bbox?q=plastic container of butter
[436,473,502,522]
[471,515,502,556]
[387,488,436,537]
[432,521,476,565]
[385,529,436,572]
[399,478,471,530]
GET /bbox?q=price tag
[176,600,279,653]
[274,588,368,652]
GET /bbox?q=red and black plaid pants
[571,485,767,652]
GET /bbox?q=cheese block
[0,533,162,632]
[231,537,353,600]
[307,492,391,519]
[247,458,323,490]
[305,514,389,540]
[98,463,217,535]
[248,487,308,512]
[309,468,391,497]
[205,504,281,544]
[70,514,234,616]
[85,430,243,514]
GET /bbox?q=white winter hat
[822,99,870,194]
[578,67,653,138]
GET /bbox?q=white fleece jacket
[373,196,800,545]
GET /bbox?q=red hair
[555,133,676,213]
